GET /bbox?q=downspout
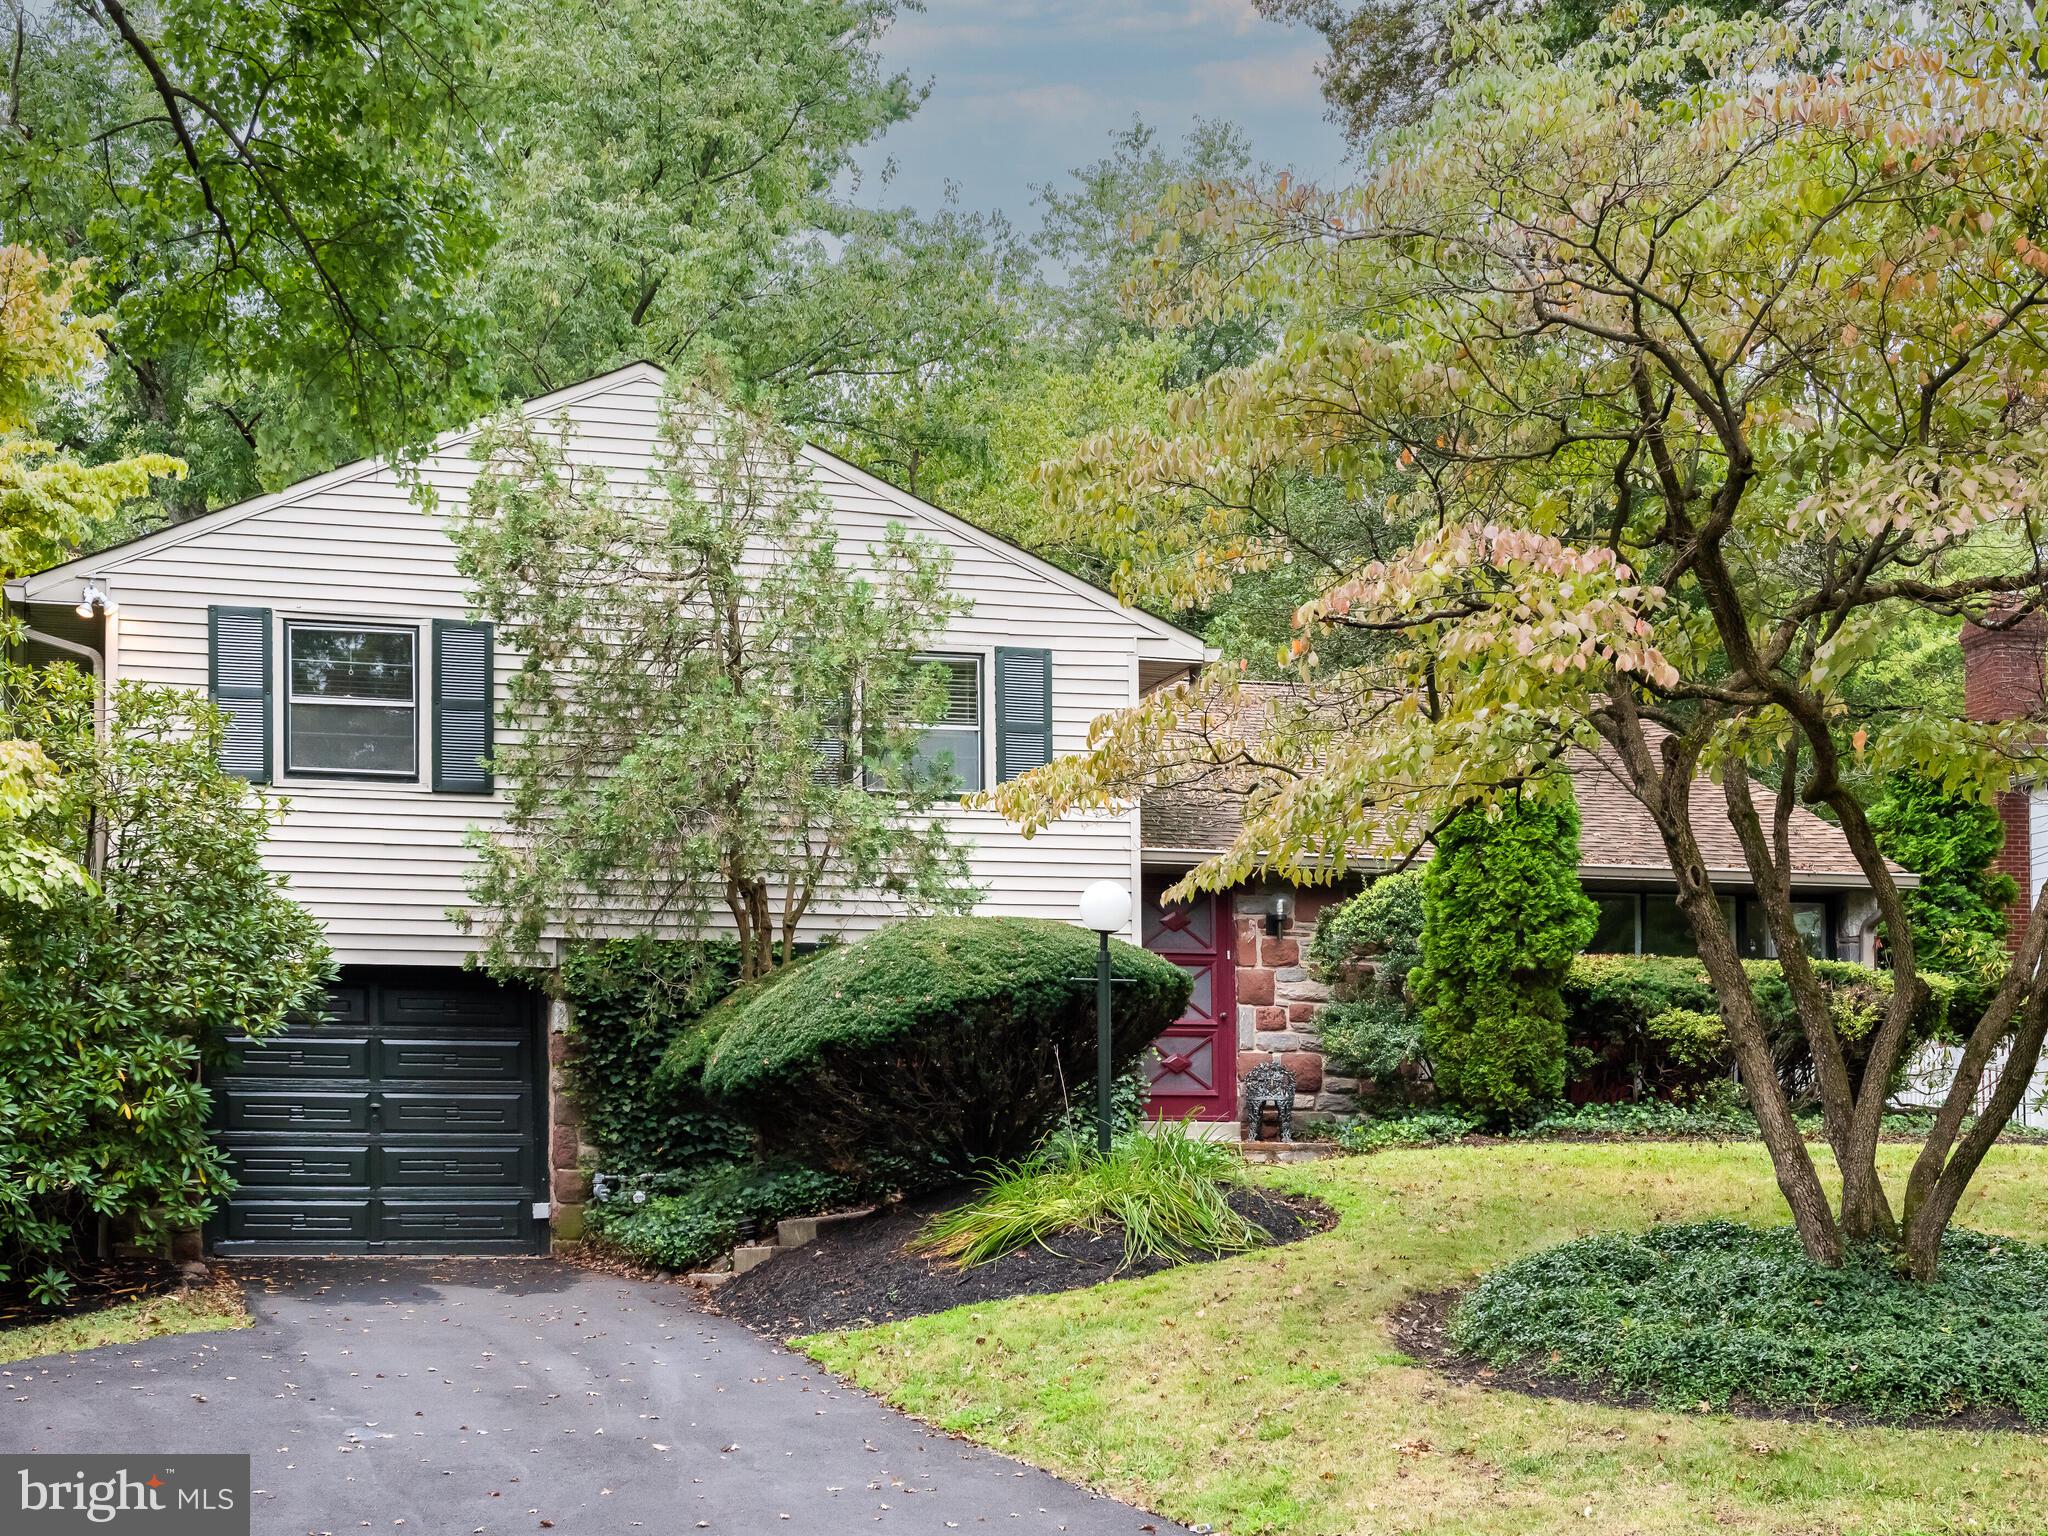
[18,622,110,880]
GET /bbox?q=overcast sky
[849,0,1352,232]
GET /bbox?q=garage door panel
[375,1036,525,1082]
[307,985,371,1025]
[219,1090,371,1133]
[380,985,524,1028]
[379,1091,528,1134]
[375,1146,528,1189]
[223,1034,373,1080]
[225,1144,372,1188]
[222,1200,373,1245]
[378,1201,531,1245]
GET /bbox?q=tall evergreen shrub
[1412,791,1598,1113]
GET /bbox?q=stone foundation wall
[1229,882,1359,1117]
[546,997,594,1245]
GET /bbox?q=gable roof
[1138,683,1915,890]
[10,362,1208,658]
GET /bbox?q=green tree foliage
[0,247,182,585]
[1259,0,1802,148]
[1031,118,1268,371]
[470,0,920,403]
[988,3,2048,1277]
[679,917,1191,1179]
[1410,795,1597,1113]
[451,386,979,979]
[0,244,182,909]
[2,0,495,507]
[1870,772,2018,991]
[0,666,331,1299]
[743,204,1032,501]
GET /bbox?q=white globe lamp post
[1078,881,1133,1156]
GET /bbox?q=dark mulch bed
[1390,1287,2045,1436]
[715,1183,1335,1338]
[0,1258,183,1332]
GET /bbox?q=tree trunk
[1601,706,1844,1264]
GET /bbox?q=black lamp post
[1078,881,1133,1158]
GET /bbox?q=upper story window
[285,622,418,779]
[911,654,984,793]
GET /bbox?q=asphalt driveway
[2,1259,1187,1535]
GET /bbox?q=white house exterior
[9,364,1207,1255]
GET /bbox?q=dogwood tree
[984,1,2048,1279]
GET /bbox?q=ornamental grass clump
[1449,1221,2048,1424]
[915,1122,1265,1270]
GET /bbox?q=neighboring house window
[284,622,419,779]
[1586,890,1832,959]
[911,654,984,793]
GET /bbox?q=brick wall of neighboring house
[1229,883,1358,1117]
[1961,612,2047,947]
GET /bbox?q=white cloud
[1192,44,1324,107]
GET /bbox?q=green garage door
[209,971,546,1254]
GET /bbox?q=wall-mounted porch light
[1263,889,1295,937]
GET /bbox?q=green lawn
[804,1142,2048,1536]
[0,1282,248,1365]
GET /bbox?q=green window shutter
[994,647,1053,783]
[432,619,494,793]
[208,605,272,783]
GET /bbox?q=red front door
[1140,874,1238,1122]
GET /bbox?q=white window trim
[281,618,423,783]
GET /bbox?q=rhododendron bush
[980,1,2048,1279]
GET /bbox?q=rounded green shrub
[1450,1220,2048,1423]
[676,917,1192,1178]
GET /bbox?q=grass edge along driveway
[803,1141,2048,1536]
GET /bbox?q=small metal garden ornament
[1239,1060,1297,1142]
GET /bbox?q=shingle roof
[1137,685,1912,890]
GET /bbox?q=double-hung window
[910,654,984,793]
[285,622,419,778]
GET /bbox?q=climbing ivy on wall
[1411,790,1599,1114]
[558,939,747,1173]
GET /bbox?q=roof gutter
[1140,846,1919,891]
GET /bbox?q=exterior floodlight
[1078,880,1132,934]
[74,580,111,619]
[1076,881,1133,1156]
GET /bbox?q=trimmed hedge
[1565,953,1955,1101]
[672,917,1191,1178]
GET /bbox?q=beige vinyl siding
[78,367,1186,967]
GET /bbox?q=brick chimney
[1960,610,2047,946]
